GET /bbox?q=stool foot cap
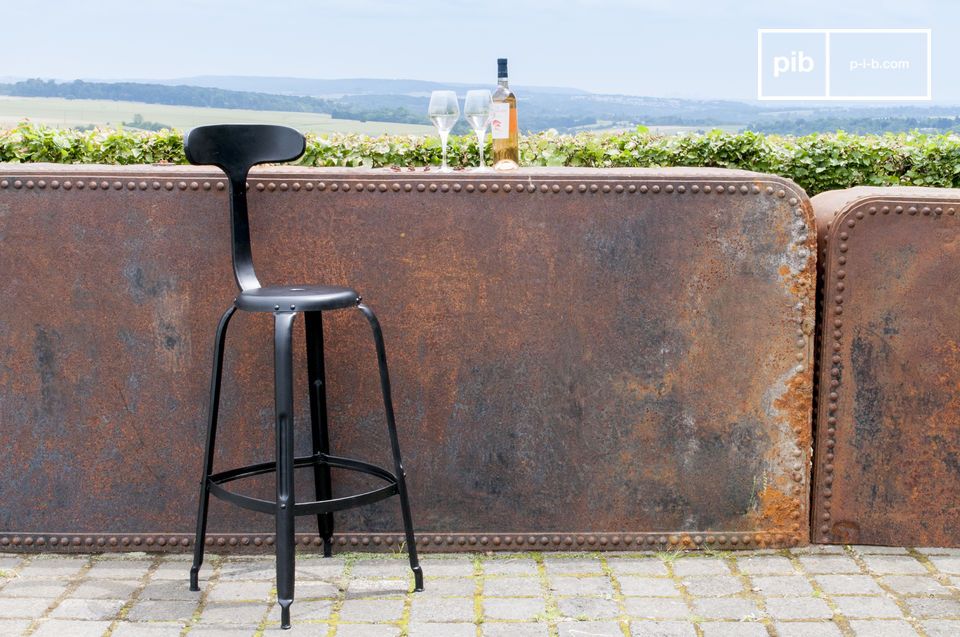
[189,568,200,591]
[413,566,424,592]
[279,599,292,629]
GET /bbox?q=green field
[574,120,742,135]
[0,96,435,135]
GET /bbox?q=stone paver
[16,557,87,578]
[618,576,680,596]
[417,556,475,577]
[218,559,278,581]
[409,596,475,622]
[345,577,409,598]
[738,555,796,575]
[923,620,960,637]
[293,557,347,580]
[549,575,615,596]
[691,598,760,620]
[862,555,929,574]
[0,620,32,636]
[139,578,202,600]
[330,625,401,637]
[928,556,960,574]
[351,559,416,578]
[84,558,152,579]
[189,627,259,637]
[543,557,604,575]
[49,597,126,620]
[31,619,112,636]
[557,596,620,618]
[832,596,905,619]
[749,574,814,596]
[421,576,475,597]
[198,601,273,624]
[408,622,475,637]
[680,575,743,596]
[816,574,885,595]
[798,555,861,574]
[1,547,960,634]
[557,621,621,636]
[623,597,689,619]
[126,599,199,622]
[0,577,71,598]
[483,596,547,620]
[630,621,697,636]
[483,557,538,575]
[776,623,844,637]
[71,578,141,599]
[483,623,550,637]
[0,597,54,618]
[848,619,920,636]
[764,596,834,619]
[339,598,405,622]
[672,559,731,576]
[854,546,910,555]
[795,545,849,555]
[905,597,960,618]
[485,575,543,597]
[205,580,274,602]
[700,623,768,637]
[151,559,212,581]
[881,575,952,596]
[607,557,668,576]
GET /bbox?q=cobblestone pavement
[4,545,960,636]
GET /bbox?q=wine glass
[464,90,493,172]
[428,90,459,173]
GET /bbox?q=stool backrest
[184,124,306,291]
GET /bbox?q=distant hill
[160,76,591,97]
[1,79,335,112]
[0,79,425,127]
[4,77,960,135]
[1,78,755,132]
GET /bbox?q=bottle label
[490,102,510,139]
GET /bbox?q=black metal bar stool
[184,124,423,629]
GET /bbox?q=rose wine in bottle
[491,58,519,170]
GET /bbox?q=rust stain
[775,374,813,452]
[754,485,798,534]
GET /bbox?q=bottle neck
[498,77,509,88]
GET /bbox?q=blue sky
[7,0,958,102]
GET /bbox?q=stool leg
[305,311,334,557]
[191,305,236,592]
[274,311,297,628]
[357,303,423,592]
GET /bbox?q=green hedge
[2,122,959,196]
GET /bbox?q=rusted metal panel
[812,187,960,546]
[0,166,814,552]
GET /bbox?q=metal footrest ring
[207,453,399,515]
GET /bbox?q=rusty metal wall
[812,187,960,546]
[0,166,814,553]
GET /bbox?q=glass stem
[476,129,485,168]
[440,131,449,170]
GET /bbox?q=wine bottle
[491,58,519,170]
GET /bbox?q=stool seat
[235,285,360,312]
